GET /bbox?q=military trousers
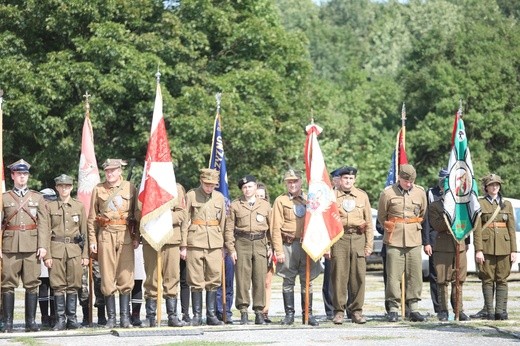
[330,233,366,313]
[433,250,467,285]
[97,229,135,296]
[276,241,321,293]
[1,252,40,293]
[143,243,180,298]
[478,254,511,285]
[234,237,268,312]
[49,254,83,294]
[385,245,422,312]
[186,247,222,291]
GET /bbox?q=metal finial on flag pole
[401,103,406,127]
[458,99,463,118]
[156,70,161,83]
[83,91,91,114]
[215,92,222,113]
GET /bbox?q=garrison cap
[8,159,31,172]
[102,158,127,170]
[284,169,302,181]
[336,166,358,177]
[398,164,416,181]
[54,174,74,185]
[238,175,256,189]
[483,173,502,187]
[200,168,219,184]
[39,188,57,201]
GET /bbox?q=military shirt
[377,183,427,248]
[181,187,227,250]
[225,197,271,254]
[335,186,374,253]
[474,196,517,255]
[428,199,465,253]
[270,193,306,256]
[2,190,49,253]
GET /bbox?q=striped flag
[138,74,178,251]
[77,95,100,215]
[443,106,480,241]
[209,96,230,211]
[302,123,343,262]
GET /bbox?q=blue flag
[209,113,231,212]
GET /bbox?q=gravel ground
[1,267,519,345]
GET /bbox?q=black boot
[206,291,224,325]
[2,292,15,333]
[191,291,203,326]
[66,293,81,329]
[81,302,89,326]
[281,292,295,325]
[254,311,266,325]
[131,302,142,327]
[25,292,40,332]
[97,304,107,326]
[240,311,249,325]
[105,295,116,328]
[142,298,157,327]
[53,294,67,331]
[119,294,131,328]
[166,297,184,327]
[301,294,319,326]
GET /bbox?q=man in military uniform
[428,181,470,321]
[330,166,373,324]
[45,174,89,330]
[142,183,186,327]
[270,169,321,326]
[378,164,427,322]
[180,169,228,326]
[1,159,50,332]
[474,174,517,320]
[88,159,140,328]
[226,175,271,325]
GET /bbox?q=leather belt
[344,227,358,234]
[490,222,507,228]
[235,230,266,241]
[192,219,219,226]
[282,233,298,245]
[52,236,80,244]
[388,217,423,224]
[4,224,37,231]
[107,219,127,225]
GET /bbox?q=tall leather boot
[25,292,40,332]
[66,293,81,329]
[105,295,117,328]
[53,294,67,331]
[482,283,495,320]
[2,292,15,333]
[495,283,508,320]
[281,292,295,325]
[301,293,319,326]
[119,294,131,328]
[437,284,449,321]
[142,298,157,327]
[97,304,107,326]
[131,302,142,327]
[451,283,469,321]
[206,291,224,325]
[166,297,183,327]
[81,301,89,326]
[191,291,203,326]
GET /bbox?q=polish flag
[302,123,343,261]
[78,104,100,216]
[138,75,177,251]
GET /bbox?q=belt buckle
[20,224,26,231]
[64,237,71,243]
[249,233,256,240]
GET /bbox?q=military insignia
[293,204,306,218]
[502,214,508,221]
[216,210,222,219]
[30,207,37,218]
[342,200,356,212]
[108,195,123,211]
[256,213,265,223]
[72,215,80,223]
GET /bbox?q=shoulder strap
[481,205,501,230]
[100,181,127,214]
[2,191,34,228]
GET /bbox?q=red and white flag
[302,123,343,261]
[78,102,100,216]
[138,76,177,251]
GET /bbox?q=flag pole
[400,103,406,320]
[454,100,463,321]
[0,89,4,305]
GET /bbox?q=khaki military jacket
[225,197,271,254]
[45,197,89,260]
[428,200,465,253]
[1,190,49,253]
[474,196,517,255]
[181,187,227,250]
[270,193,306,256]
[87,179,140,247]
[335,186,374,253]
[377,183,427,248]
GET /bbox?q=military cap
[284,169,302,181]
[438,167,449,178]
[39,188,57,201]
[238,175,256,189]
[200,168,219,184]
[330,168,341,178]
[398,164,416,181]
[7,159,31,172]
[483,173,502,186]
[102,158,127,170]
[336,166,358,177]
[54,174,74,185]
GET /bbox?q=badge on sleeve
[342,200,356,212]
